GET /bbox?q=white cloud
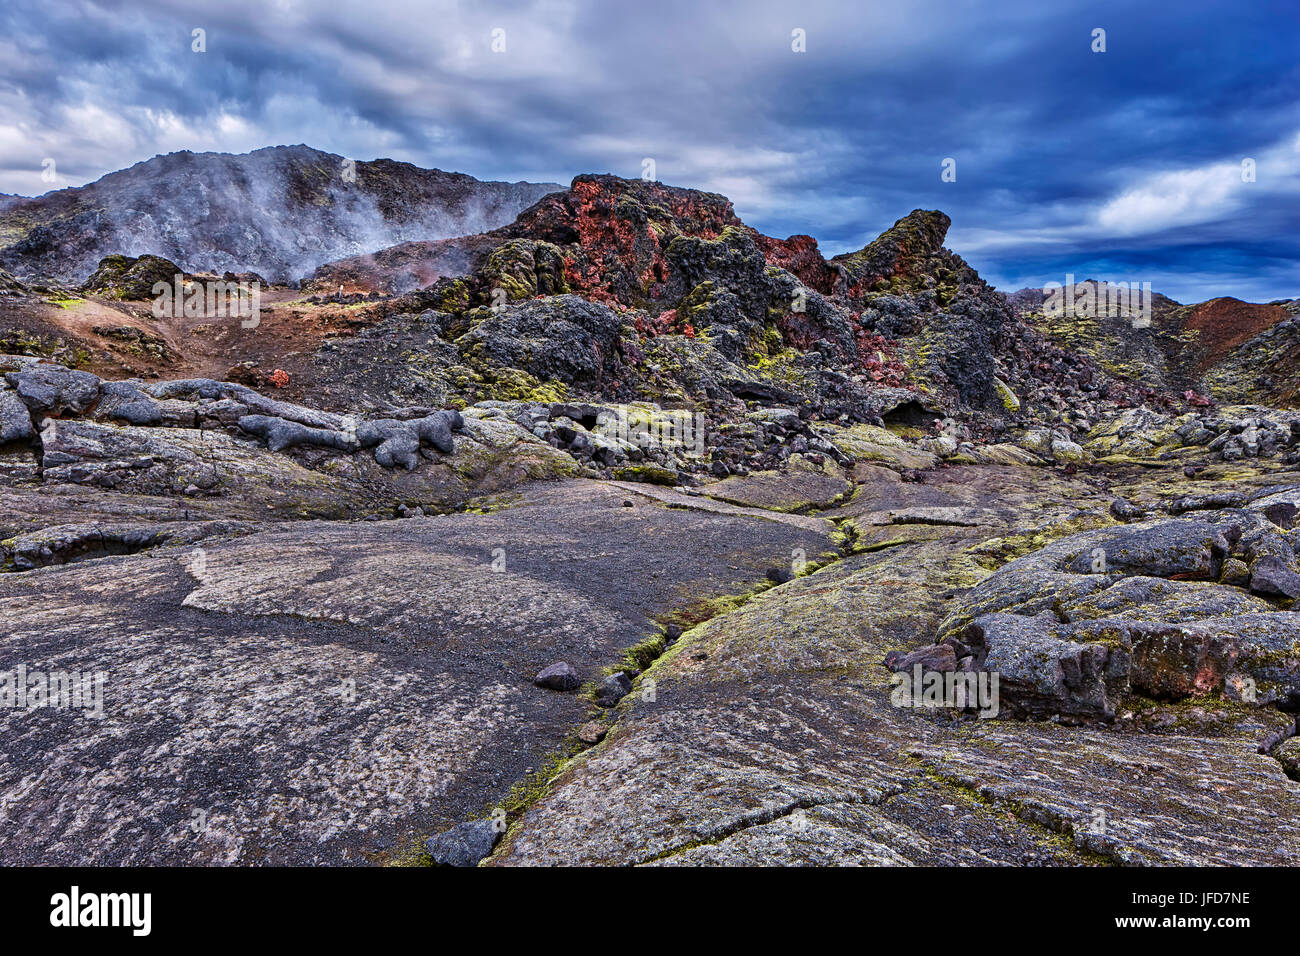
[1094,162,1244,235]
[1094,131,1300,236]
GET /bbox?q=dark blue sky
[2,0,1297,301]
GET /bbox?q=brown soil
[1182,297,1289,370]
[0,287,388,408]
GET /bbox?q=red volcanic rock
[1181,297,1290,371]
[505,174,744,305]
[753,233,836,294]
[854,330,908,386]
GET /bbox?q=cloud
[1095,163,1246,235]
[0,0,1297,300]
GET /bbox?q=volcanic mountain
[1009,281,1300,404]
[0,145,561,285]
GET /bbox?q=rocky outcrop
[0,355,586,520]
[899,491,1300,720]
[81,254,184,300]
[1012,282,1300,407]
[488,477,1300,866]
[1084,405,1300,463]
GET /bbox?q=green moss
[611,464,678,486]
[430,278,471,313]
[493,743,584,823]
[969,512,1117,571]
[652,568,811,634]
[439,353,569,404]
[994,377,1020,411]
[457,491,527,515]
[677,280,718,322]
[479,239,569,302]
[374,835,436,867]
[616,632,671,674]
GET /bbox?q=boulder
[5,364,100,415]
[533,661,581,692]
[424,820,501,867]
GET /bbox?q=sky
[1,0,1297,302]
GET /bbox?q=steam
[1,146,560,285]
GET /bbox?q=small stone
[424,819,501,867]
[595,671,633,707]
[885,643,957,673]
[622,498,634,508]
[533,661,581,692]
[1109,498,1145,522]
[577,721,607,745]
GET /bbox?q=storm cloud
[1,0,1296,300]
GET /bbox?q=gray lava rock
[358,418,448,467]
[0,386,34,443]
[533,661,581,692]
[238,415,357,453]
[97,380,164,426]
[595,671,633,707]
[148,377,347,431]
[1262,502,1298,530]
[374,433,421,470]
[437,408,465,432]
[1062,521,1229,579]
[1109,498,1145,522]
[968,612,1128,720]
[415,413,454,453]
[6,364,100,415]
[1250,555,1300,600]
[424,819,501,867]
[459,295,632,390]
